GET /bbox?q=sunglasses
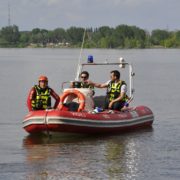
[81,76,87,79]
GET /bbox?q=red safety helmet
[38,75,48,82]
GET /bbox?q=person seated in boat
[71,71,94,93]
[88,70,128,111]
[27,75,60,111]
[65,71,95,111]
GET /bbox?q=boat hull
[23,106,154,134]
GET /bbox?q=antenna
[8,2,11,26]
[75,28,86,81]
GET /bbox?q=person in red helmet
[27,75,60,111]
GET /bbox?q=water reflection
[23,133,103,179]
[22,128,153,179]
[105,127,153,180]
[23,133,92,161]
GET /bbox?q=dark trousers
[104,98,124,111]
[65,102,79,112]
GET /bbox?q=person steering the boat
[80,71,94,90]
[89,70,128,111]
[71,71,95,94]
[63,71,95,111]
[27,75,60,111]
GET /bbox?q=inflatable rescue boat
[23,59,154,134]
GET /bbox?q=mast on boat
[75,28,86,81]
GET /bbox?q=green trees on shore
[0,24,180,48]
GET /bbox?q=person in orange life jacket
[27,75,60,111]
[88,70,128,111]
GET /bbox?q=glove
[124,102,129,107]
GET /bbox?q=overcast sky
[1,0,180,31]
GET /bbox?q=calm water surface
[0,48,180,180]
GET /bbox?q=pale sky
[1,0,180,31]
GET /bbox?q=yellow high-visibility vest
[31,85,51,110]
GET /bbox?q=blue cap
[87,55,93,63]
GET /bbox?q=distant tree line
[0,24,180,48]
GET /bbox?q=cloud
[0,0,180,31]
[47,0,63,5]
[47,0,58,5]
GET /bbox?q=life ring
[58,89,85,112]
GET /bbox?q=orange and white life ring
[58,89,85,112]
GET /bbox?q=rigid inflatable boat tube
[59,89,85,112]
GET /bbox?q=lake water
[0,48,180,180]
